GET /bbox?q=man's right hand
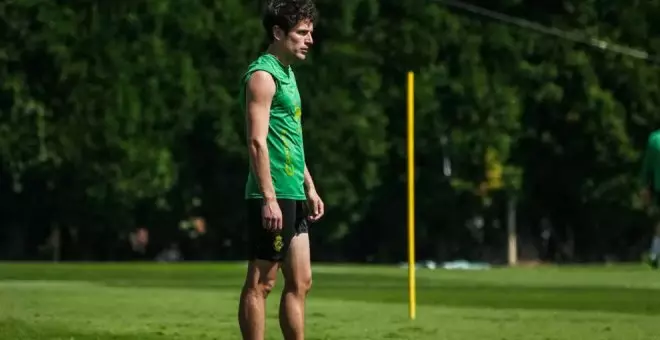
[262,198,283,232]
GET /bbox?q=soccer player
[640,129,660,269]
[237,1,324,339]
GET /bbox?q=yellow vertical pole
[407,71,416,320]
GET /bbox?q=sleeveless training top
[240,53,306,200]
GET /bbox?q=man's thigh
[282,201,312,282]
[246,199,307,262]
[282,233,312,285]
[243,259,280,289]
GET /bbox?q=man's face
[277,19,314,61]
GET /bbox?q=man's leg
[238,260,279,340]
[279,230,312,340]
[239,198,291,340]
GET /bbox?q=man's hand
[262,198,283,232]
[306,190,325,222]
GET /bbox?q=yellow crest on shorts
[273,235,284,252]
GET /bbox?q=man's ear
[273,25,285,41]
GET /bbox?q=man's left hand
[306,190,325,222]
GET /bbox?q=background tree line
[1,0,658,264]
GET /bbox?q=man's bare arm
[304,163,324,221]
[246,71,277,201]
[303,164,316,195]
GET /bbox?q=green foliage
[1,0,658,262]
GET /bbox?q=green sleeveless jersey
[240,53,306,200]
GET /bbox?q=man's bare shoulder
[247,70,276,97]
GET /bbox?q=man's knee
[245,277,277,298]
[285,274,312,296]
[259,278,277,297]
[243,260,279,298]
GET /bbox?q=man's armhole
[244,70,276,120]
[247,69,278,95]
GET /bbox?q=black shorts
[246,199,309,262]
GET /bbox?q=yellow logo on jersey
[273,235,284,252]
[294,107,301,120]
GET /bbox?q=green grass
[0,262,658,339]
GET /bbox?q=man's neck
[266,45,292,67]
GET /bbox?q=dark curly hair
[262,0,318,42]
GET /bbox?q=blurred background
[1,0,658,266]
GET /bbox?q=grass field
[0,262,659,339]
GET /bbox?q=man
[237,1,324,339]
[640,129,660,269]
